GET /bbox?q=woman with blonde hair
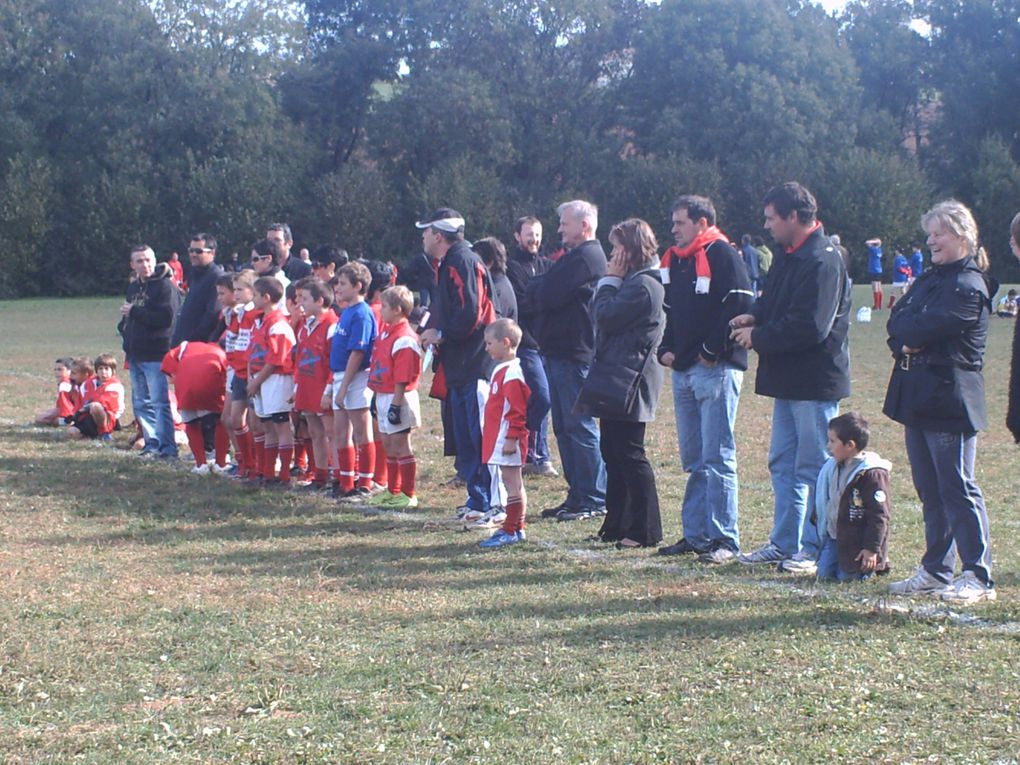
[883,199,997,603]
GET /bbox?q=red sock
[386,457,401,494]
[293,439,307,471]
[185,421,205,467]
[234,427,253,475]
[253,433,266,478]
[888,294,896,309]
[263,443,279,480]
[374,439,388,487]
[337,445,356,493]
[356,442,376,489]
[503,495,525,533]
[278,443,294,482]
[214,421,230,467]
[398,456,417,498]
[875,291,883,310]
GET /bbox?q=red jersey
[368,319,422,393]
[161,342,227,412]
[294,309,339,412]
[56,373,80,418]
[223,302,258,377]
[248,309,296,377]
[82,375,126,434]
[370,300,385,333]
[481,359,530,464]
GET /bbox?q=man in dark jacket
[730,182,851,570]
[526,200,607,520]
[172,233,225,346]
[268,222,312,282]
[506,216,557,477]
[119,245,179,458]
[406,250,436,307]
[418,208,498,517]
[658,196,754,563]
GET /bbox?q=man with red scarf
[730,182,852,573]
[657,195,754,564]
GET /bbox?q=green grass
[1,289,1019,764]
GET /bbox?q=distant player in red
[161,341,230,473]
[224,271,259,478]
[67,353,125,441]
[368,286,423,509]
[285,283,312,477]
[478,319,531,548]
[35,356,79,426]
[366,262,396,491]
[247,277,296,484]
[294,278,339,489]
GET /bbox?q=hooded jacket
[120,263,178,362]
[172,261,226,346]
[432,240,497,386]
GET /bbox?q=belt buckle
[899,354,911,371]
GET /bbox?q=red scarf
[660,226,729,287]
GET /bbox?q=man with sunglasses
[172,233,226,345]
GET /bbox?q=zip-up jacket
[172,261,225,346]
[506,246,552,351]
[120,263,177,362]
[432,240,497,386]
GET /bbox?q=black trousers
[597,418,662,546]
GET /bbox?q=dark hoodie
[120,263,179,362]
[172,261,225,346]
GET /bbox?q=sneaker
[210,463,233,477]
[368,482,388,496]
[522,462,559,477]
[191,463,211,475]
[698,545,738,565]
[540,502,572,519]
[460,507,489,523]
[940,571,996,604]
[558,506,607,522]
[658,538,702,557]
[386,494,419,510]
[467,509,507,530]
[479,529,523,548]
[453,505,475,521]
[889,566,950,596]
[778,552,817,575]
[338,487,371,503]
[738,542,786,565]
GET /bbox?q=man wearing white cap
[418,208,499,517]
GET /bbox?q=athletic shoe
[658,538,702,557]
[210,464,233,477]
[479,529,524,548]
[889,566,950,596]
[778,552,817,575]
[338,487,371,503]
[940,571,996,604]
[522,462,559,477]
[368,482,387,496]
[738,542,786,565]
[386,494,419,510]
[460,507,489,523]
[698,545,738,565]
[540,502,572,519]
[191,463,211,475]
[558,506,607,522]
[453,505,475,521]
[467,508,507,530]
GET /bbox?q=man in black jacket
[506,216,557,477]
[119,245,178,458]
[172,233,225,346]
[657,196,754,563]
[526,200,607,520]
[731,182,851,571]
[268,222,312,282]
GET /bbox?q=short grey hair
[557,199,598,236]
[130,245,155,261]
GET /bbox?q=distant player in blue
[866,237,883,309]
[908,243,924,286]
[889,249,910,309]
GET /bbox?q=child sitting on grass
[795,412,892,580]
[35,357,79,426]
[478,319,531,549]
[67,353,125,441]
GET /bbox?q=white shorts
[375,390,421,434]
[331,369,373,411]
[254,373,294,418]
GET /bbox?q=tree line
[2,0,1019,298]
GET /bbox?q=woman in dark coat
[883,199,997,604]
[1005,211,1020,443]
[576,218,665,548]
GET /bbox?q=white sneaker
[738,542,786,565]
[460,507,488,523]
[210,463,232,477]
[191,463,211,475]
[466,509,507,530]
[889,566,949,596]
[940,571,996,604]
[779,552,817,575]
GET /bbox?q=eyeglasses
[251,254,272,262]
[188,247,211,254]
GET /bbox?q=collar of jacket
[785,222,825,255]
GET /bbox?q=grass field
[1,288,1019,764]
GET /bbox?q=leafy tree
[970,136,1020,281]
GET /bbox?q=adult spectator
[526,200,607,520]
[172,233,225,345]
[753,236,773,284]
[658,196,753,564]
[576,218,665,548]
[885,200,996,604]
[311,245,349,282]
[730,182,851,571]
[406,249,437,307]
[739,234,761,297]
[473,238,518,321]
[830,234,850,270]
[417,209,498,518]
[1007,213,1020,442]
[167,251,185,289]
[250,239,289,311]
[267,222,312,282]
[228,252,242,273]
[118,245,178,459]
[508,216,557,477]
[299,247,311,263]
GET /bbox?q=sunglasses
[188,247,211,254]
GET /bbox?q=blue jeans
[129,359,177,457]
[448,381,490,511]
[816,533,869,581]
[518,347,552,465]
[767,398,837,557]
[544,357,606,508]
[672,363,742,551]
[905,427,993,586]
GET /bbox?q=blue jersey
[909,249,924,278]
[867,244,883,275]
[892,254,910,284]
[330,300,376,372]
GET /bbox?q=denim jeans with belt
[129,358,177,457]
